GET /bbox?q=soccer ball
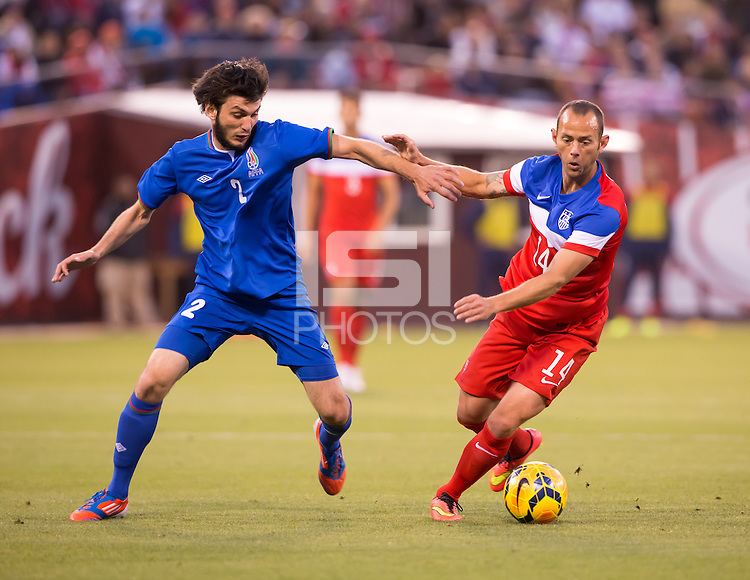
[503,461,568,523]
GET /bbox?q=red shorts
[455,310,606,404]
[320,231,383,287]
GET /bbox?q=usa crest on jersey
[558,209,574,230]
[246,148,264,177]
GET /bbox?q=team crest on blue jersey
[246,148,264,178]
[558,209,574,230]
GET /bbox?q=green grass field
[1,324,748,580]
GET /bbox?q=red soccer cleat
[489,428,543,492]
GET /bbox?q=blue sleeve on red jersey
[276,121,332,167]
[574,205,621,236]
[138,147,178,209]
[519,155,558,199]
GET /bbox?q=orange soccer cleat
[430,492,463,522]
[314,418,347,495]
[69,489,128,522]
[489,428,543,492]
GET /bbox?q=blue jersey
[138,120,333,299]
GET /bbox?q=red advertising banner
[0,111,195,323]
[1,106,747,323]
[0,115,108,322]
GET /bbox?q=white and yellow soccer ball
[503,461,568,523]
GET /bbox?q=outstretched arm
[52,199,154,283]
[454,249,594,323]
[331,133,463,209]
[383,133,510,199]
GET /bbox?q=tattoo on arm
[484,171,508,198]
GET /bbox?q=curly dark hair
[192,58,269,113]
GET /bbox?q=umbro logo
[197,174,212,183]
[321,341,330,350]
[115,442,127,453]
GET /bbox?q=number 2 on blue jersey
[231,178,248,204]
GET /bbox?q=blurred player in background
[52,58,462,522]
[386,100,628,522]
[305,90,400,393]
[460,197,524,297]
[609,158,671,337]
[94,174,158,327]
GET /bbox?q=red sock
[437,426,512,500]
[328,306,356,364]
[507,428,532,461]
[339,336,356,365]
[345,309,367,365]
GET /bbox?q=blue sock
[107,393,162,499]
[319,396,352,455]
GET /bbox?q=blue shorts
[155,283,337,382]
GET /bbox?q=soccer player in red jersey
[305,90,400,393]
[386,100,628,521]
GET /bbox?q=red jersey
[307,157,388,234]
[501,155,628,332]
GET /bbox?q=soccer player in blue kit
[53,58,463,521]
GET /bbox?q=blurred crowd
[2,0,749,122]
